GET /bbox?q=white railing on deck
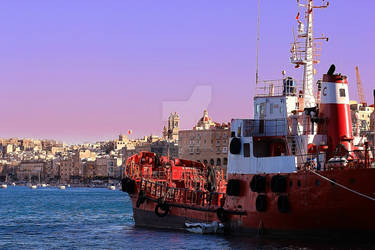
[255,79,302,97]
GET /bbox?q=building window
[203,160,208,165]
[189,147,194,154]
[217,158,221,166]
[223,158,228,165]
[210,159,215,166]
[222,147,228,153]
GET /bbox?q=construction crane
[355,66,366,105]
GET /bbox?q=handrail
[139,178,226,207]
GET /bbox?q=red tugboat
[121,0,375,237]
[122,152,227,233]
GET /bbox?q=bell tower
[166,112,180,141]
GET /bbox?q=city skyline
[0,1,374,143]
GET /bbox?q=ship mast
[291,0,329,109]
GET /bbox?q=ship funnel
[327,64,335,75]
[318,69,353,158]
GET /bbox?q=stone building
[178,110,230,172]
[59,158,74,183]
[17,161,45,182]
[163,112,180,142]
[350,101,374,135]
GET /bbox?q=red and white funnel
[318,65,353,158]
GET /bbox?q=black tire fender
[155,203,169,217]
[250,175,267,193]
[216,207,227,222]
[256,195,267,212]
[277,195,290,213]
[136,190,146,208]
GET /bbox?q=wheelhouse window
[253,137,289,158]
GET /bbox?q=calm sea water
[0,187,372,249]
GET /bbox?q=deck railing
[139,179,225,207]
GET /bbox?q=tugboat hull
[131,196,220,231]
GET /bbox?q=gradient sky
[0,0,374,144]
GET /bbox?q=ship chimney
[318,65,353,158]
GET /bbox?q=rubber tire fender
[216,207,227,222]
[250,175,267,193]
[155,203,169,217]
[256,195,267,212]
[226,179,241,196]
[136,190,146,208]
[121,178,136,194]
[277,195,290,213]
[121,178,128,193]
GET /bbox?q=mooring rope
[310,170,375,201]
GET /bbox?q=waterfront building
[17,160,45,182]
[178,110,230,172]
[350,101,374,135]
[59,158,74,183]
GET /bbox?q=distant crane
[355,66,366,105]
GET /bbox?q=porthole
[289,181,293,187]
[297,180,301,187]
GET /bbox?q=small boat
[41,184,47,188]
[1,184,7,189]
[58,185,66,190]
[11,183,16,186]
[185,221,224,234]
[108,185,116,191]
[30,185,37,189]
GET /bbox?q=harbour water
[0,187,372,249]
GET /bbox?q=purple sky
[0,1,374,144]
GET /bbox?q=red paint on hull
[224,168,375,234]
[129,168,375,237]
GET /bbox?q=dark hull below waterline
[133,206,375,241]
[131,198,375,240]
[133,208,186,230]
